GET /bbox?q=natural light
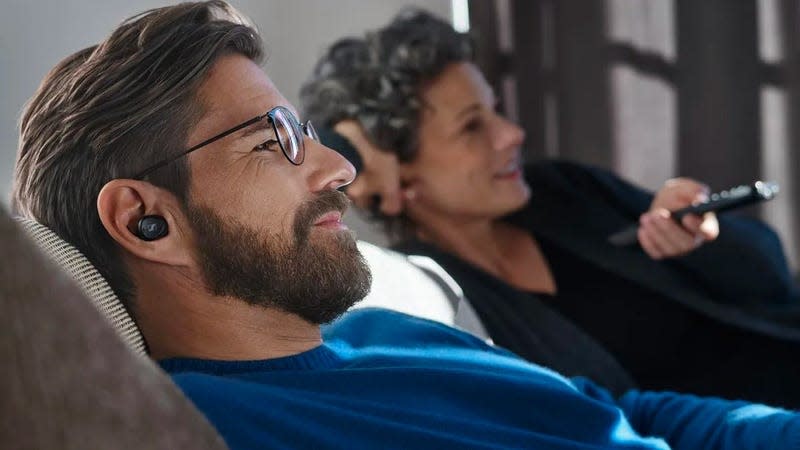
[451,0,470,32]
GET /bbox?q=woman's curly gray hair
[300,9,473,162]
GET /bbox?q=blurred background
[2,0,800,268]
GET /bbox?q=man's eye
[254,139,280,152]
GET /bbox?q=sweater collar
[158,343,342,375]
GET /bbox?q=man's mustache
[293,190,350,244]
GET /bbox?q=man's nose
[304,139,357,192]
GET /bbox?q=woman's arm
[557,160,797,305]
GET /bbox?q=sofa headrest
[15,217,146,355]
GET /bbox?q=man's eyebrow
[236,118,272,141]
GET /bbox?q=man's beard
[186,190,371,324]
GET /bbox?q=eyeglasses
[133,105,318,179]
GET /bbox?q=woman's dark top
[539,235,800,406]
[396,238,638,396]
[395,160,800,407]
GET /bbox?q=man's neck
[133,270,322,361]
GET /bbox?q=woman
[301,10,800,404]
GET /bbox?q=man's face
[183,54,371,324]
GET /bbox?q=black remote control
[608,181,779,246]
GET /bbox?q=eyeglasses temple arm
[132,114,267,179]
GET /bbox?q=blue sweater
[161,308,800,449]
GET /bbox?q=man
[12,2,800,449]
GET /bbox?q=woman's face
[404,62,530,223]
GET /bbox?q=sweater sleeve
[554,160,798,306]
[618,388,800,450]
[571,377,800,450]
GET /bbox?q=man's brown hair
[13,1,263,311]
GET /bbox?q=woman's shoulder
[524,158,609,183]
[523,159,638,206]
[522,159,605,201]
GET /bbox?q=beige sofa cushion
[354,241,490,340]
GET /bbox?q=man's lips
[313,211,346,228]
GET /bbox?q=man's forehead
[189,54,299,141]
[199,54,297,123]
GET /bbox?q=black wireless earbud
[136,215,169,241]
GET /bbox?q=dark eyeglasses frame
[132,105,316,179]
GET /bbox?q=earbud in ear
[136,215,169,241]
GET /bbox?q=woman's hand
[638,178,719,260]
[334,120,403,215]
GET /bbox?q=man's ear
[97,179,192,266]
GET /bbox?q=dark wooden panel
[509,0,547,162]
[552,0,613,168]
[676,0,761,193]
